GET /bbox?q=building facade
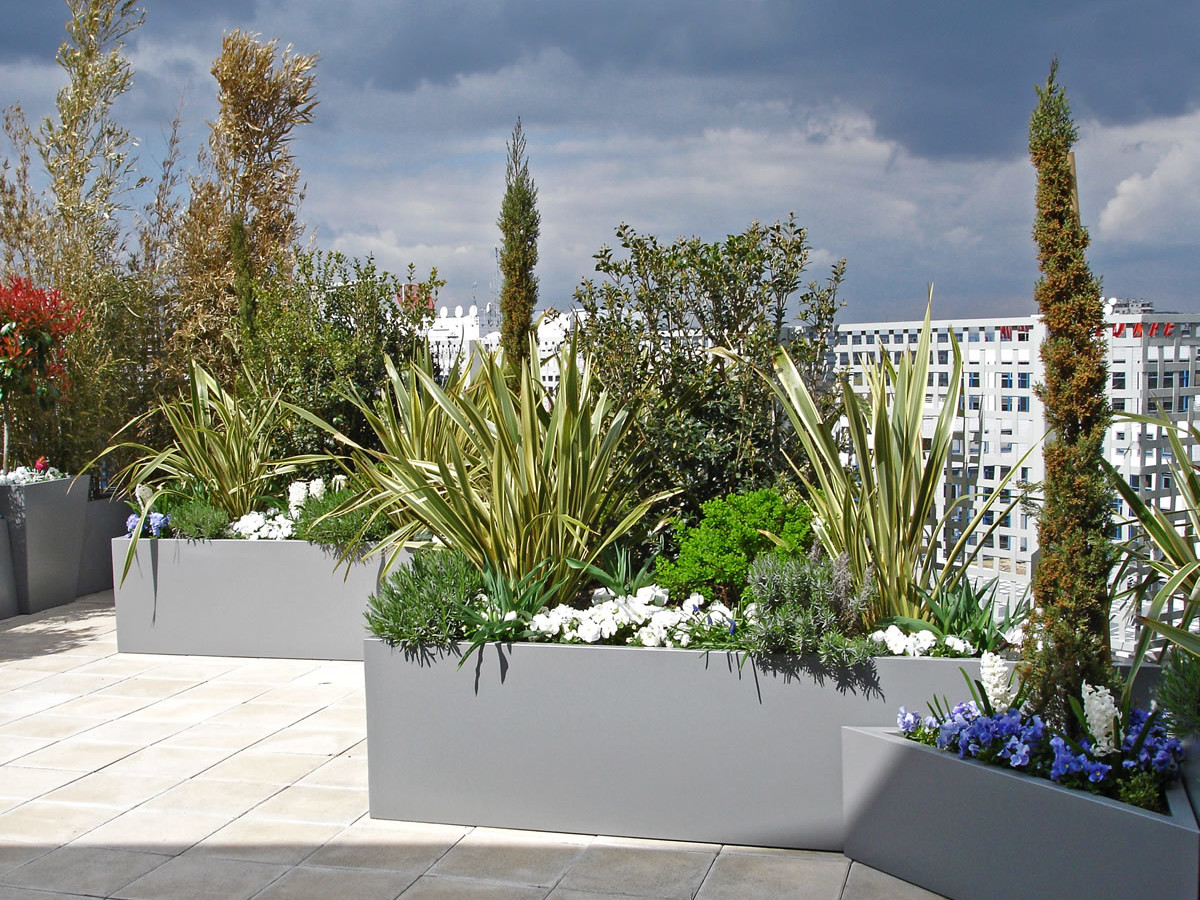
[836,300,1200,654]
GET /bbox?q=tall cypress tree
[1024,59,1115,732]
[497,118,539,368]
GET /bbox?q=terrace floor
[0,594,944,900]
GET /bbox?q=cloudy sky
[2,0,1197,323]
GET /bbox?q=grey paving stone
[397,876,549,899]
[112,853,288,900]
[0,845,171,896]
[430,834,585,888]
[694,849,849,900]
[556,844,716,898]
[253,864,415,899]
[841,862,948,899]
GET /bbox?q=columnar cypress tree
[1024,59,1116,732]
[497,118,539,368]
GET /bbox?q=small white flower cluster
[980,650,1016,711]
[1082,681,1120,755]
[0,465,66,485]
[228,509,294,540]
[869,624,975,657]
[529,585,735,648]
[287,477,330,517]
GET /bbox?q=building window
[1163,474,1173,490]
[839,353,849,365]
[1182,370,1191,387]
[939,371,949,387]
[1018,330,1031,342]
[1000,372,1013,388]
[1149,373,1159,390]
[968,331,980,342]
[1113,398,1126,411]
[852,334,862,345]
[1021,467,1030,481]
[1018,372,1031,389]
[999,535,1011,550]
[1164,372,1175,388]
[866,333,875,344]
[880,334,890,344]
[838,334,848,345]
[1000,442,1014,453]
[909,332,919,343]
[1130,474,1140,489]
[895,352,903,364]
[938,350,949,365]
[1001,396,1013,411]
[938,332,949,343]
[969,372,980,388]
[1181,396,1191,412]
[1017,396,1031,412]
[969,395,982,410]
[1112,372,1126,390]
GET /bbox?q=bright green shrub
[292,487,391,553]
[655,488,812,603]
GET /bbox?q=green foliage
[292,486,391,551]
[245,251,439,457]
[770,300,1027,623]
[570,545,657,598]
[655,488,812,603]
[366,550,482,651]
[95,362,300,521]
[296,334,671,606]
[1023,59,1116,731]
[1156,649,1200,740]
[575,217,845,523]
[1115,769,1165,813]
[497,118,539,369]
[161,495,229,540]
[882,579,1030,654]
[741,550,874,666]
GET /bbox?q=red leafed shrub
[0,277,81,409]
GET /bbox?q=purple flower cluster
[126,512,169,538]
[899,695,1185,803]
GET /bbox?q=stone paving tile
[142,775,285,817]
[0,798,122,844]
[0,713,106,741]
[555,844,717,898]
[295,754,368,789]
[841,863,946,899]
[98,742,235,779]
[41,771,181,808]
[252,864,415,900]
[0,733,55,764]
[94,675,202,700]
[188,816,345,866]
[251,725,365,757]
[113,853,289,900]
[396,876,549,900]
[0,842,51,877]
[301,819,466,873]
[197,749,331,785]
[250,783,370,826]
[0,844,172,896]
[430,829,588,888]
[0,765,83,799]
[694,849,850,900]
[77,806,234,855]
[13,738,142,772]
[47,692,157,720]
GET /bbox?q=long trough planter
[114,538,395,661]
[364,640,987,850]
[0,479,89,615]
[842,726,1200,900]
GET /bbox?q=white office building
[836,299,1200,654]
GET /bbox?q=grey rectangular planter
[114,538,395,660]
[0,479,89,615]
[76,493,130,596]
[842,726,1200,900]
[365,640,988,849]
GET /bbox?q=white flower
[576,618,602,643]
[637,626,661,647]
[287,481,308,516]
[307,478,326,501]
[331,473,348,491]
[943,635,975,657]
[980,651,1015,711]
[634,584,669,606]
[681,593,705,614]
[1082,681,1120,755]
[135,483,154,510]
[229,509,294,540]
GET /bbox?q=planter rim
[845,725,1195,824]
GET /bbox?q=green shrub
[1156,648,1200,740]
[292,487,391,552]
[366,550,484,651]
[655,488,812,603]
[741,550,874,667]
[162,496,230,540]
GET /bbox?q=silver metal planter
[364,640,986,849]
[113,538,396,661]
[0,479,89,615]
[842,726,1200,900]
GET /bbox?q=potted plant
[98,363,398,660]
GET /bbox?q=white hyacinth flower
[980,651,1015,711]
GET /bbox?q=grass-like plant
[366,549,484,652]
[764,298,1028,623]
[298,335,672,607]
[881,577,1030,654]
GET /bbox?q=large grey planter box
[842,726,1200,900]
[365,641,987,849]
[0,479,89,614]
[0,521,19,619]
[114,538,395,660]
[77,493,129,596]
